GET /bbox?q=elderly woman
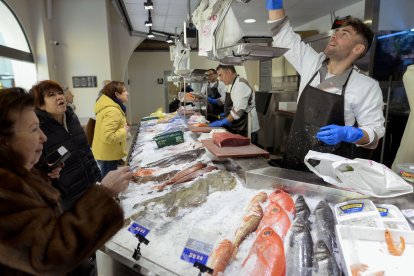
[0,88,132,275]
[30,80,102,211]
[92,81,129,177]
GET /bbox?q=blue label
[340,203,365,214]
[128,222,150,237]
[180,247,209,265]
[377,207,389,217]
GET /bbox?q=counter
[98,115,414,276]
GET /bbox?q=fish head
[314,200,328,212]
[314,240,331,262]
[265,202,283,215]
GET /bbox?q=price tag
[127,217,155,238]
[180,238,213,266]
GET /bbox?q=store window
[0,0,36,89]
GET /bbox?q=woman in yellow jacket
[92,81,129,177]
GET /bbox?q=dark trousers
[97,160,118,178]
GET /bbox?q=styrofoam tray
[336,225,414,276]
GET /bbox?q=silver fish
[286,217,313,276]
[143,148,205,168]
[313,200,336,254]
[312,240,341,276]
[127,171,236,223]
[295,195,310,220]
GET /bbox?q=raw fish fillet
[212,132,250,147]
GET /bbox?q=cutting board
[188,125,222,133]
[201,139,269,159]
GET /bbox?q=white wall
[48,0,111,119]
[294,1,365,33]
[127,51,257,124]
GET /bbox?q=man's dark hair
[216,64,236,74]
[341,17,374,58]
[207,68,217,74]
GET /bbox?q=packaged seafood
[336,225,414,276]
[335,199,382,228]
[394,163,414,183]
[376,204,411,231]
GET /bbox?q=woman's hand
[47,166,62,179]
[101,166,133,196]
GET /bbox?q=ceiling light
[244,19,256,23]
[166,36,173,43]
[145,19,152,27]
[147,31,154,38]
[144,1,153,10]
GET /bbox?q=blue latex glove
[266,0,283,10]
[218,112,225,119]
[209,118,231,127]
[316,124,364,145]
[208,96,219,105]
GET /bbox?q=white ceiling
[121,0,362,38]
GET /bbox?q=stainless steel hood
[205,0,288,65]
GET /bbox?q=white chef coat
[230,76,260,133]
[269,17,385,148]
[200,80,227,103]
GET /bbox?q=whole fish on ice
[312,240,341,276]
[286,217,313,276]
[295,195,310,220]
[208,239,234,276]
[269,189,296,218]
[233,203,263,257]
[242,226,285,276]
[256,202,291,239]
[313,200,336,254]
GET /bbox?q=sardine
[286,217,313,276]
[312,240,341,276]
[313,201,336,254]
[143,148,206,168]
[295,195,311,220]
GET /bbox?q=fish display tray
[201,139,269,159]
[336,225,414,276]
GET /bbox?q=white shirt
[230,77,260,133]
[269,18,385,148]
[200,80,227,103]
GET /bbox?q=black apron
[223,76,251,137]
[206,82,224,122]
[283,68,355,171]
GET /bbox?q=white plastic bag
[304,150,413,198]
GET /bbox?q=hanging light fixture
[144,1,153,10]
[166,36,173,43]
[145,18,152,27]
[145,10,152,27]
[147,28,155,38]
